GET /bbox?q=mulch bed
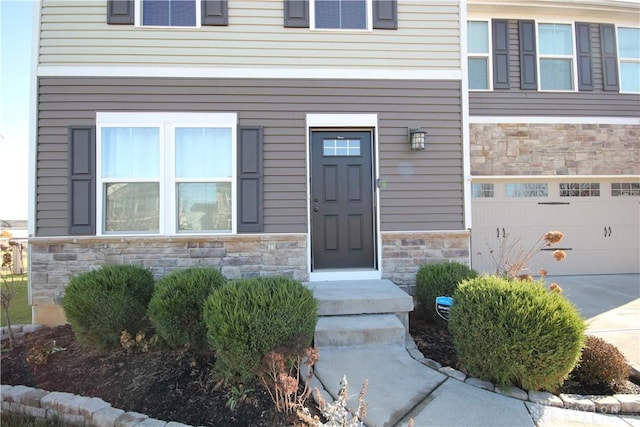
[1,325,295,426]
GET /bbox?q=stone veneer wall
[29,234,308,324]
[381,231,471,294]
[470,123,640,176]
[29,231,471,324]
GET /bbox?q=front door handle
[313,207,319,212]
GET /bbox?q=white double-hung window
[97,112,237,235]
[537,23,575,91]
[312,0,370,30]
[468,21,491,90]
[136,0,199,27]
[618,27,640,93]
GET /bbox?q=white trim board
[469,116,640,125]
[37,66,463,81]
[309,270,382,282]
[460,0,473,230]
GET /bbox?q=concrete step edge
[314,314,406,347]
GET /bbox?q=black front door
[311,130,375,270]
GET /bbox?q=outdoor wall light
[408,127,427,151]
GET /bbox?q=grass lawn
[1,274,31,327]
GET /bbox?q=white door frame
[305,114,382,281]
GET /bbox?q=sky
[0,0,34,221]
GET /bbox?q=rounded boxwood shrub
[449,275,586,391]
[148,267,227,351]
[204,276,318,384]
[62,264,155,350]
[570,335,630,390]
[415,261,478,322]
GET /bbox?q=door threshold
[309,269,381,282]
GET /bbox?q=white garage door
[471,179,640,276]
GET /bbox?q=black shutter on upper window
[576,22,594,91]
[600,24,620,92]
[237,126,264,233]
[492,19,510,89]
[284,0,309,28]
[107,0,134,25]
[68,126,96,235]
[518,20,537,90]
[373,0,397,30]
[202,0,228,26]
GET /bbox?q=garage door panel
[471,181,639,275]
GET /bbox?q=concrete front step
[315,314,406,348]
[304,279,414,316]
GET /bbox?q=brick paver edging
[405,337,640,415]
[1,384,191,427]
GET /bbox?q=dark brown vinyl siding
[470,20,640,116]
[37,77,464,236]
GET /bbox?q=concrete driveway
[546,274,640,373]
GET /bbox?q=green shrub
[415,261,478,322]
[570,335,630,389]
[62,264,154,350]
[449,275,586,391]
[204,276,318,384]
[148,267,227,351]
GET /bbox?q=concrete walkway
[548,274,640,373]
[313,274,640,427]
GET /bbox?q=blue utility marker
[435,296,454,321]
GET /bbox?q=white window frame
[536,21,578,92]
[471,183,494,198]
[134,0,202,28]
[467,19,493,92]
[310,0,373,31]
[611,182,640,197]
[617,26,640,94]
[96,112,237,236]
[505,183,549,198]
[559,182,600,197]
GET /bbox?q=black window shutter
[600,24,619,91]
[237,126,264,233]
[576,22,594,91]
[492,19,510,89]
[373,0,397,30]
[202,0,228,26]
[284,0,309,28]
[107,0,134,25]
[518,20,537,90]
[68,126,96,235]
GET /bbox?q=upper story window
[618,27,640,93]
[97,113,237,235]
[538,23,575,91]
[468,21,490,90]
[312,0,370,30]
[138,0,199,27]
[111,0,226,28]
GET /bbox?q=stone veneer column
[29,234,308,325]
[381,231,471,295]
